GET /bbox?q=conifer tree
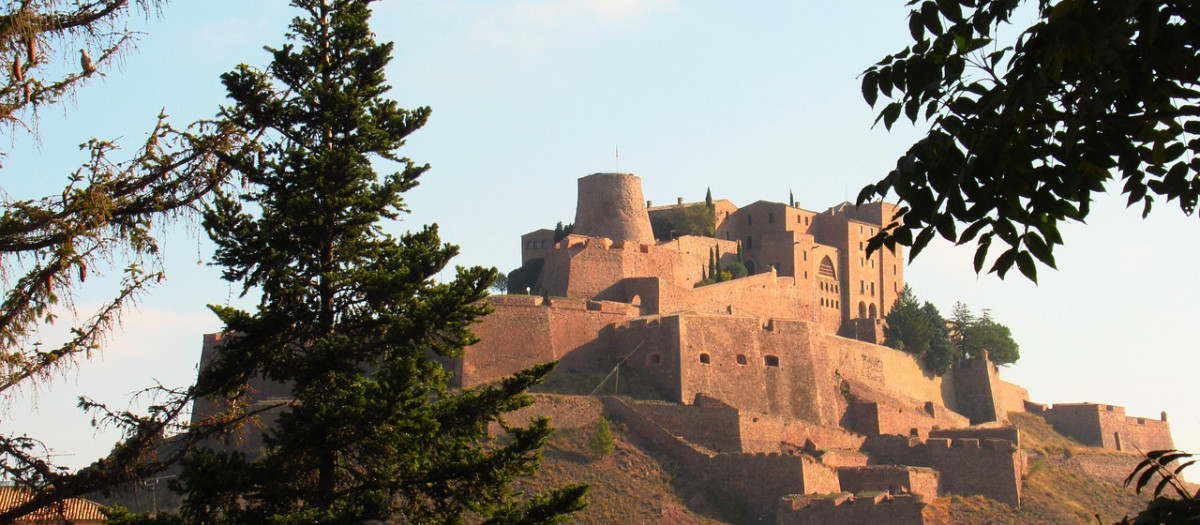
[171,1,586,523]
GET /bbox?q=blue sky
[6,0,1197,475]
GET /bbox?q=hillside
[519,396,1161,525]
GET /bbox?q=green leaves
[860,0,1200,282]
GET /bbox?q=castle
[457,172,1175,524]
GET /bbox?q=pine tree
[175,1,585,522]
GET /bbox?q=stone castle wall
[459,296,632,388]
[837,465,940,502]
[778,492,926,525]
[602,396,841,524]
[1026,402,1174,452]
[862,435,1023,506]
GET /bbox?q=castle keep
[458,172,1176,524]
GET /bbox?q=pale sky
[5,0,1197,476]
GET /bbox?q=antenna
[615,144,620,173]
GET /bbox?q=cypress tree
[705,187,713,207]
[715,245,724,282]
[178,1,585,523]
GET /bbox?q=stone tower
[573,173,655,244]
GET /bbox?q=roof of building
[0,487,106,523]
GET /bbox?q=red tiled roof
[0,486,105,523]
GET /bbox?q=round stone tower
[573,172,655,244]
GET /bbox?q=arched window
[764,355,780,367]
[647,353,662,366]
[858,302,867,318]
[745,260,757,274]
[699,353,711,364]
[818,256,836,279]
[869,303,878,318]
[736,354,748,365]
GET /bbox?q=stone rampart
[862,435,1023,506]
[660,269,817,322]
[603,396,841,524]
[460,297,631,388]
[740,412,867,453]
[823,334,954,415]
[1066,452,1144,485]
[624,397,743,453]
[837,465,939,502]
[777,492,926,525]
[1034,403,1174,452]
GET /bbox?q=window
[818,256,836,279]
[699,353,711,364]
[746,236,753,249]
[893,264,897,275]
[859,241,863,251]
[764,355,780,367]
[541,240,547,248]
[870,282,875,296]
[769,212,775,224]
[858,302,867,318]
[748,215,753,226]
[870,259,875,269]
[797,216,802,224]
[858,225,863,234]
[869,303,878,318]
[860,280,865,293]
[736,354,748,365]
[803,251,808,261]
[859,257,864,267]
[647,353,662,366]
[804,271,808,279]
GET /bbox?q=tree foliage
[858,0,1200,282]
[0,1,253,521]
[649,203,716,240]
[152,1,585,523]
[957,308,1020,365]
[885,287,1017,374]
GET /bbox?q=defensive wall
[862,434,1024,506]
[842,378,970,438]
[952,356,1030,424]
[601,396,841,524]
[837,465,939,502]
[1024,401,1174,452]
[457,295,633,388]
[777,492,926,525]
[620,394,868,454]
